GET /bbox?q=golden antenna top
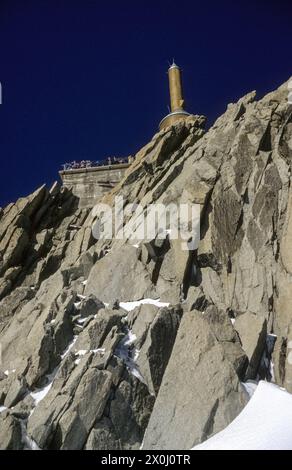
[159,61,192,130]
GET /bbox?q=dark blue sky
[1,0,291,206]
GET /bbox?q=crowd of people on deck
[61,156,133,171]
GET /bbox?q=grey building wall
[59,163,129,208]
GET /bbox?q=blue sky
[0,0,291,206]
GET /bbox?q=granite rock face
[0,81,292,449]
[143,310,248,450]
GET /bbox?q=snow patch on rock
[193,381,292,450]
[119,298,170,312]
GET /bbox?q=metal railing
[61,156,132,171]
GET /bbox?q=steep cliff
[0,80,292,450]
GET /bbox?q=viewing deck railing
[61,157,132,171]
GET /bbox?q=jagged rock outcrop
[234,312,267,380]
[0,80,292,449]
[129,305,183,396]
[143,308,247,450]
[0,412,22,450]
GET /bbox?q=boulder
[78,294,105,318]
[127,303,159,348]
[85,417,121,450]
[85,245,156,302]
[109,370,155,449]
[11,394,36,419]
[136,306,182,395]
[0,413,23,450]
[73,308,124,351]
[0,286,34,327]
[56,369,112,450]
[4,375,28,408]
[143,310,247,450]
[203,305,248,378]
[27,353,89,448]
[234,312,267,379]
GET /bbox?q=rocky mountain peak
[1,79,292,449]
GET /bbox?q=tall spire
[168,62,185,112]
[159,61,191,130]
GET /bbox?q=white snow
[192,381,292,450]
[113,298,170,382]
[82,280,87,286]
[74,348,105,365]
[92,348,105,354]
[270,360,275,382]
[30,336,78,408]
[20,419,40,450]
[74,301,81,309]
[4,369,15,376]
[77,294,86,300]
[124,330,137,345]
[61,335,78,359]
[241,380,258,398]
[133,348,140,362]
[119,298,170,312]
[75,348,105,356]
[75,349,88,356]
[31,368,58,405]
[31,381,53,405]
[114,329,144,382]
[77,317,88,324]
[0,406,7,413]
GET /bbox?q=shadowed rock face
[143,309,248,450]
[0,80,292,449]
